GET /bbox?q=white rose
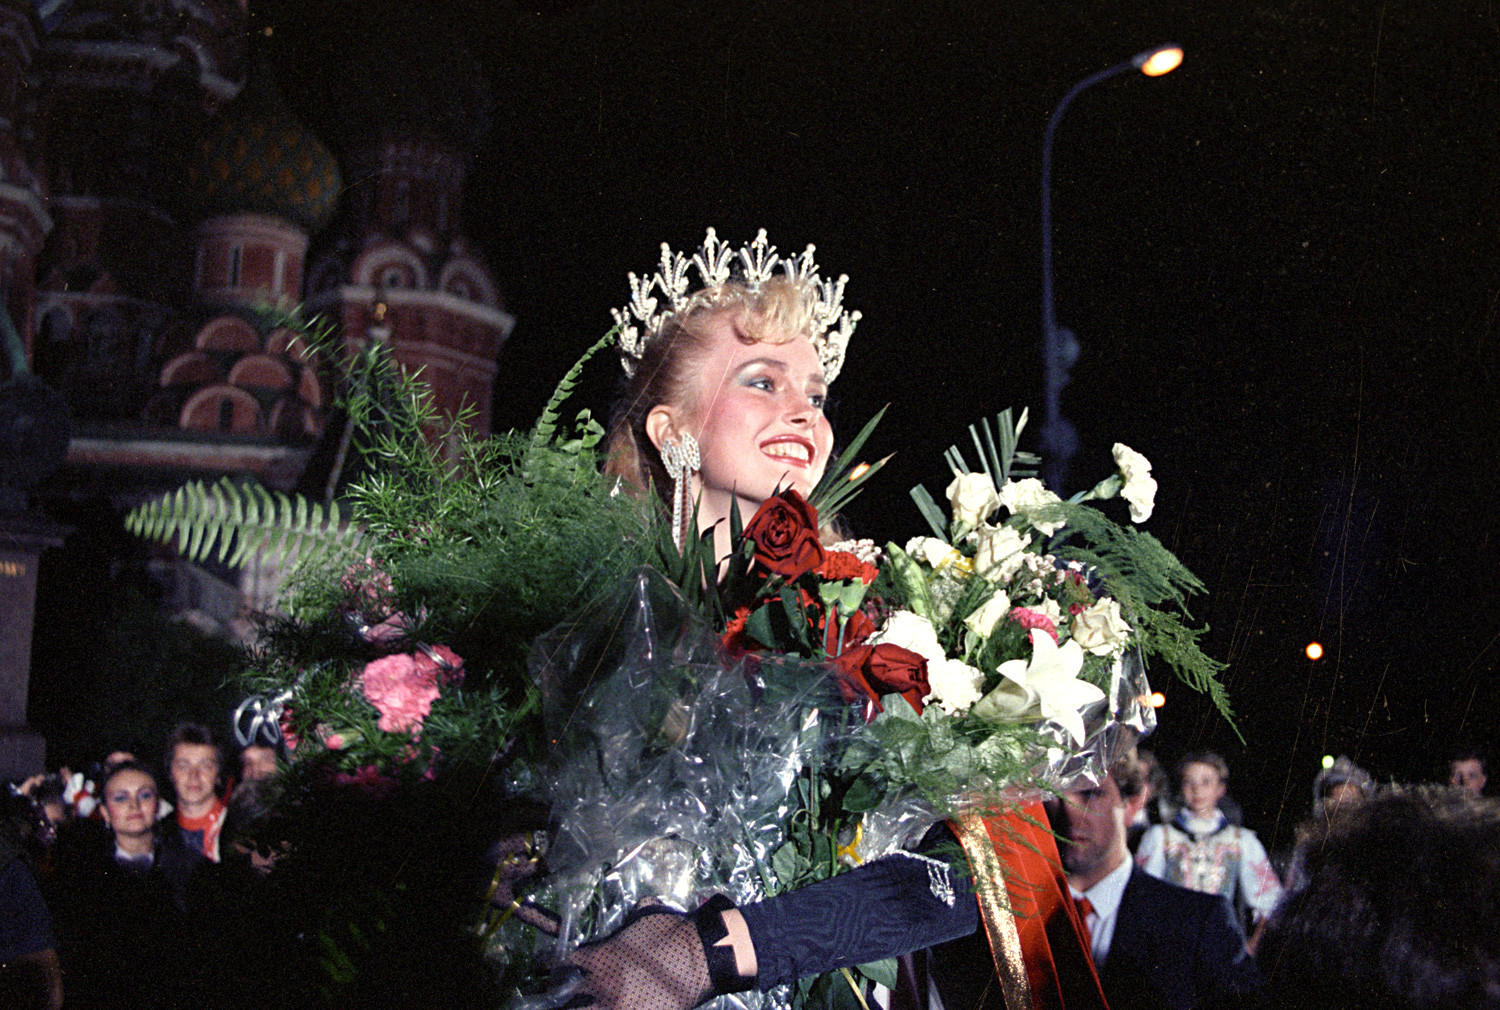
[868,610,946,665]
[946,472,1002,527]
[1070,597,1132,656]
[973,524,1031,583]
[963,589,1013,638]
[904,536,961,569]
[1112,443,1157,523]
[999,478,1066,536]
[924,658,986,714]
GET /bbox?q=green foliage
[1049,502,1233,725]
[911,409,1042,538]
[807,405,892,526]
[863,695,1044,813]
[125,477,360,569]
[526,327,618,463]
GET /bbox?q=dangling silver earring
[661,433,700,550]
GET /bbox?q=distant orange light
[847,463,871,482]
[1147,692,1166,708]
[1139,47,1183,77]
[1306,641,1324,661]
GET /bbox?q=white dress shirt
[1072,854,1133,968]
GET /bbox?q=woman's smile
[761,435,816,467]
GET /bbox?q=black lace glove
[558,896,752,1010]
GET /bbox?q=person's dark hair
[1,786,50,865]
[1110,750,1146,800]
[100,759,158,796]
[1312,755,1375,818]
[1260,785,1500,1008]
[1136,748,1168,798]
[222,778,281,858]
[1176,749,1229,784]
[30,774,65,807]
[166,723,221,763]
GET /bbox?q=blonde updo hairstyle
[606,275,822,509]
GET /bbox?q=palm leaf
[808,405,889,526]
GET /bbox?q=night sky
[264,1,1499,847]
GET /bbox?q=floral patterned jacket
[1136,810,1285,920]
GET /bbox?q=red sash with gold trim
[952,803,1109,1010]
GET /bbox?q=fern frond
[126,478,361,569]
[530,328,619,455]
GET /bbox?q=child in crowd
[1135,751,1284,946]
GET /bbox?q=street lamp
[1039,44,1182,492]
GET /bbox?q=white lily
[970,629,1105,744]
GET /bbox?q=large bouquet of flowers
[128,326,1228,1009]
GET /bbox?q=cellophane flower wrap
[522,572,887,960]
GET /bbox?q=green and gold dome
[187,59,342,234]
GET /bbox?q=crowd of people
[1,725,284,1009]
[2,723,1493,1009]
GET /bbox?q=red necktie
[1075,895,1096,949]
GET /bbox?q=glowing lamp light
[1146,691,1166,708]
[1321,754,1336,770]
[1135,45,1184,77]
[1305,641,1324,661]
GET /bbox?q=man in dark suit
[1050,751,1262,1010]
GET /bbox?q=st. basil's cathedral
[0,0,512,774]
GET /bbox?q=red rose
[744,491,825,580]
[816,550,879,585]
[831,642,929,720]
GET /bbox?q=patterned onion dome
[186,58,341,233]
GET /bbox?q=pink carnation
[1008,607,1059,642]
[415,644,465,687]
[357,644,464,733]
[359,653,442,733]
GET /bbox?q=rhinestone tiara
[613,227,860,383]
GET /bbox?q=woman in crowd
[562,229,1105,1010]
[45,761,200,1009]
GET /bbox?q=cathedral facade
[0,0,512,771]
